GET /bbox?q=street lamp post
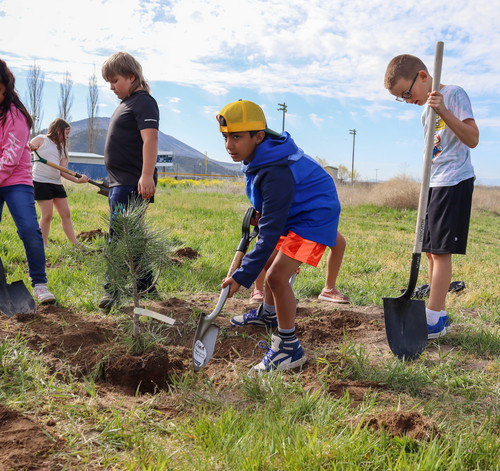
[277,102,287,132]
[349,129,356,186]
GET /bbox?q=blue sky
[1,0,499,184]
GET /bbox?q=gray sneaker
[33,284,56,304]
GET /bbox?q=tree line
[25,62,100,153]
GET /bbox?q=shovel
[383,41,444,360]
[193,207,259,371]
[0,256,36,317]
[32,150,110,197]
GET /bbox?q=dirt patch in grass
[0,293,461,465]
[1,296,388,395]
[0,404,66,470]
[175,247,200,259]
[77,228,107,241]
[362,410,439,440]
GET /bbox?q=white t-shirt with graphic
[421,85,475,187]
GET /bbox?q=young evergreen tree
[103,198,170,338]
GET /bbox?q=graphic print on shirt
[433,115,445,159]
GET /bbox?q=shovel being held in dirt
[193,207,259,371]
[32,150,110,197]
[383,41,444,360]
[0,256,36,317]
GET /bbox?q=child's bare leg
[324,232,346,290]
[426,252,434,286]
[263,251,278,306]
[266,252,301,329]
[250,269,266,302]
[53,198,78,245]
[427,253,452,312]
[36,199,54,247]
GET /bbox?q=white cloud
[1,0,500,125]
[309,113,324,127]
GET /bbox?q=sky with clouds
[1,0,499,184]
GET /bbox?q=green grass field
[0,180,498,470]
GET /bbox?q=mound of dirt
[103,345,186,394]
[0,404,63,470]
[175,247,200,259]
[363,410,439,439]
[77,228,107,241]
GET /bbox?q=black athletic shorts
[33,181,67,200]
[422,177,474,255]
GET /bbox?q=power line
[349,129,356,186]
[277,102,287,132]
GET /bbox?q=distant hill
[65,117,241,176]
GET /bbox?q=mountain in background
[66,117,241,176]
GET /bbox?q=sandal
[318,288,350,304]
[250,289,264,303]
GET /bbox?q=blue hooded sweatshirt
[231,132,341,288]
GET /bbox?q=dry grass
[471,185,500,214]
[337,176,420,209]
[338,176,500,213]
[158,175,499,213]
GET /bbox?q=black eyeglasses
[395,72,419,102]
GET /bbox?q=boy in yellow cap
[217,100,341,371]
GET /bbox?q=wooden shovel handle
[413,41,444,254]
[227,251,245,278]
[33,150,82,178]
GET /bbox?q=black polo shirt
[104,90,159,186]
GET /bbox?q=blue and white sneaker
[441,314,450,328]
[427,317,447,339]
[230,304,278,327]
[253,334,307,371]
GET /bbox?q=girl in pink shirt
[0,58,55,304]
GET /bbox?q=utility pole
[277,102,287,132]
[349,129,356,186]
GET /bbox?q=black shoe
[449,281,465,293]
[99,291,120,311]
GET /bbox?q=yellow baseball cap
[216,100,281,137]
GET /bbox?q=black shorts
[422,177,474,255]
[33,181,67,200]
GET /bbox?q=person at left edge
[0,58,55,304]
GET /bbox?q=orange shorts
[275,231,327,267]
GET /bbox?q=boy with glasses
[384,54,479,338]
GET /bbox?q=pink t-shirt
[0,104,33,187]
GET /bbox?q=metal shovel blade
[383,296,427,361]
[193,323,220,371]
[192,286,230,371]
[0,280,36,318]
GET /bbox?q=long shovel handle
[33,150,110,196]
[413,41,444,254]
[402,41,444,298]
[33,150,82,177]
[227,250,245,278]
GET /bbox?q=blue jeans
[104,186,153,292]
[0,184,47,286]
